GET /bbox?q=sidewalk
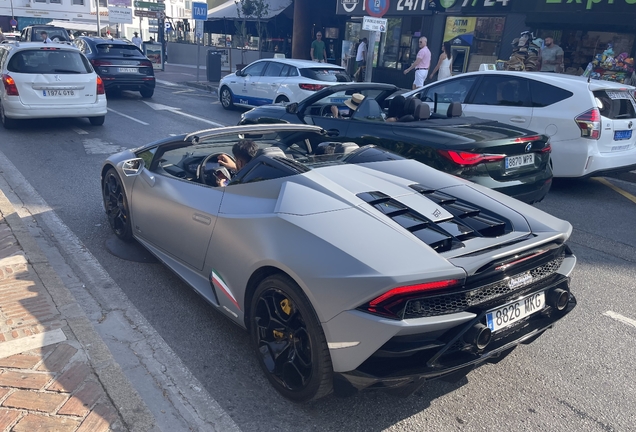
[0,189,156,431]
[154,63,229,92]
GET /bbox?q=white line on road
[107,108,149,125]
[603,311,636,329]
[143,101,224,127]
[72,127,88,135]
[156,79,180,87]
[172,89,195,94]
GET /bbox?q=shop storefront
[336,0,525,88]
[517,0,636,81]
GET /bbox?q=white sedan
[0,42,107,129]
[218,58,352,109]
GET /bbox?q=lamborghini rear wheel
[102,168,133,241]
[250,274,333,402]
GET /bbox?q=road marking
[73,127,89,135]
[603,311,636,329]
[172,89,195,94]
[143,101,224,127]
[0,329,67,360]
[592,177,636,205]
[83,138,127,155]
[107,107,149,125]
[156,79,180,87]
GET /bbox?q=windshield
[96,44,143,57]
[300,67,352,83]
[7,49,92,74]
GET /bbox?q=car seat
[398,98,422,122]
[351,98,385,122]
[447,102,462,117]
[254,146,287,159]
[335,142,359,154]
[414,104,431,121]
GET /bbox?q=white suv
[218,58,352,110]
[0,42,107,129]
[403,71,636,177]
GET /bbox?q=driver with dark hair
[215,139,259,186]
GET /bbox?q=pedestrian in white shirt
[404,36,431,89]
[132,32,142,49]
[40,31,52,44]
[354,38,367,82]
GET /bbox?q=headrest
[447,102,462,118]
[335,142,359,154]
[414,104,430,120]
[404,98,418,115]
[255,146,286,158]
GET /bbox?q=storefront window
[539,30,635,72]
[378,16,422,70]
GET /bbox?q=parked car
[239,83,553,204]
[19,25,71,42]
[0,42,107,129]
[1,32,21,43]
[101,123,577,402]
[75,36,155,98]
[218,58,352,109]
[400,71,636,178]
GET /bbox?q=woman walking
[430,42,452,81]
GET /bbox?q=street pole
[365,31,378,82]
[96,0,101,36]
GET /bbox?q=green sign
[134,1,165,10]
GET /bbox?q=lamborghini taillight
[362,279,460,319]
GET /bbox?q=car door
[464,75,533,127]
[131,146,223,271]
[257,61,286,104]
[233,61,268,106]
[418,75,479,116]
[297,91,351,138]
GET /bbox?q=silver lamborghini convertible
[101,124,577,402]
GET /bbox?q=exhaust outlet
[547,288,570,311]
[463,323,492,350]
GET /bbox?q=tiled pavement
[0,190,155,431]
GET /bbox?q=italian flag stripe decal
[212,270,240,310]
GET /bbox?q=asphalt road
[1,82,635,432]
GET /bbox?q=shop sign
[337,0,430,15]
[108,6,133,23]
[443,16,476,44]
[362,16,388,32]
[540,0,636,11]
[438,0,511,11]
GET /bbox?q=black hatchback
[75,36,155,98]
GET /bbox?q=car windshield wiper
[52,69,82,74]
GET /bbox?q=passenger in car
[330,93,365,118]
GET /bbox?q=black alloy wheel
[275,95,289,104]
[250,274,333,402]
[220,86,234,110]
[102,168,133,241]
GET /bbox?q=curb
[0,190,157,432]
[183,81,219,93]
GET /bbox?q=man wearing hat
[330,93,365,118]
[132,32,142,49]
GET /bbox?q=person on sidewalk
[311,31,327,63]
[132,32,142,49]
[354,38,367,82]
[403,36,431,89]
[429,42,452,82]
[540,36,564,73]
